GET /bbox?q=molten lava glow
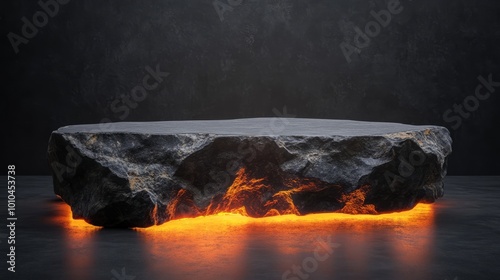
[338,185,377,214]
[145,203,433,231]
[205,167,311,217]
[169,167,380,221]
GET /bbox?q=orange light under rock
[51,195,434,231]
[143,203,434,232]
[169,167,387,222]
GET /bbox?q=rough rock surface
[47,118,452,227]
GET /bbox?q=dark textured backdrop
[1,0,499,175]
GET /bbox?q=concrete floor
[0,176,499,280]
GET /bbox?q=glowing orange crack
[171,167,379,220]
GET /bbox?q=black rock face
[47,118,452,227]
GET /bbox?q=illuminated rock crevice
[47,118,452,227]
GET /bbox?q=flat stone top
[56,118,443,137]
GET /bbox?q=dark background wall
[2,0,499,175]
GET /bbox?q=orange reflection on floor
[136,212,252,279]
[51,201,435,280]
[389,204,435,280]
[136,203,434,279]
[49,201,100,280]
[49,201,100,240]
